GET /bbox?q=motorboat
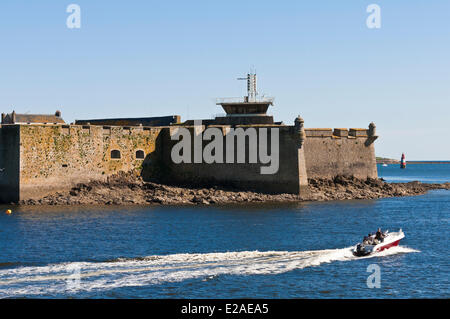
[353,229,404,257]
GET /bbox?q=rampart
[12,124,162,201]
[303,127,378,179]
[0,125,20,203]
[0,120,378,203]
[156,124,309,195]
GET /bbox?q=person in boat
[375,228,385,242]
[363,234,371,245]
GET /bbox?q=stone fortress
[0,74,378,203]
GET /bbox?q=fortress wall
[1,122,378,202]
[303,128,378,179]
[0,125,20,203]
[18,125,163,201]
[153,125,309,195]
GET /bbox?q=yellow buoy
[6,209,12,215]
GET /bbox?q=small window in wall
[136,150,145,159]
[111,150,121,159]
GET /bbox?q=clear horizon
[0,1,449,160]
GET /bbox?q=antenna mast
[237,73,258,102]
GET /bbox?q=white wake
[0,246,418,297]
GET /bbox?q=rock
[191,196,203,203]
[16,171,450,207]
[151,197,163,204]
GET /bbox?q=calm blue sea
[378,162,450,183]
[0,164,449,298]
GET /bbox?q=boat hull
[352,230,404,257]
[376,239,401,252]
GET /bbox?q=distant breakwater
[377,160,450,164]
[406,161,450,164]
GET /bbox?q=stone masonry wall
[303,128,378,179]
[19,125,162,201]
[0,122,378,203]
[0,125,20,203]
[156,125,309,195]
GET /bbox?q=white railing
[216,97,274,104]
[216,97,246,104]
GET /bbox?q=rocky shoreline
[17,172,450,206]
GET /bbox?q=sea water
[0,164,448,298]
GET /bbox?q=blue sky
[0,1,449,160]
